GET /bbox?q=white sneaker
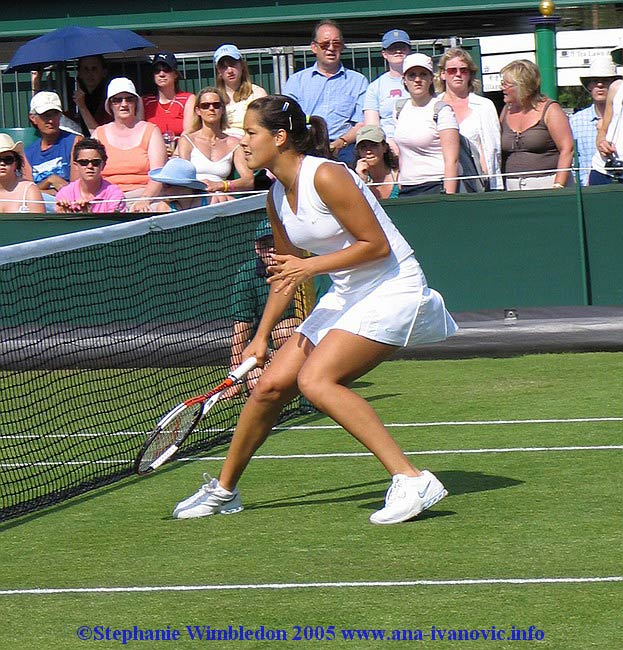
[174,477,243,520]
[369,470,447,525]
[172,473,217,518]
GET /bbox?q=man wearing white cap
[25,91,83,200]
[570,57,622,185]
[363,29,412,139]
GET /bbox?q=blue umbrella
[6,25,155,71]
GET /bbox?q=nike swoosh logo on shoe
[418,481,431,498]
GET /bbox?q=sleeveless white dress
[271,156,458,347]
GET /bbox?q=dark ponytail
[247,95,332,159]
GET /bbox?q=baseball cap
[105,77,140,114]
[214,44,242,66]
[402,53,434,75]
[30,91,62,115]
[255,220,273,241]
[356,125,386,145]
[153,52,178,70]
[382,29,411,49]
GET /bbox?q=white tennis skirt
[297,255,458,348]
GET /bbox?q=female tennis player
[173,95,457,524]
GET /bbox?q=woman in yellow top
[214,44,267,137]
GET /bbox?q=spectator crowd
[4,18,622,214]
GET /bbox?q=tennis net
[0,195,310,521]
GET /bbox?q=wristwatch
[339,137,348,148]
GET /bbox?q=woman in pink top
[94,77,167,212]
[55,138,125,213]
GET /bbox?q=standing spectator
[26,91,83,201]
[394,53,460,195]
[500,60,574,190]
[436,47,503,190]
[177,86,254,202]
[55,138,125,213]
[142,52,196,153]
[72,55,112,135]
[363,29,411,140]
[223,220,301,398]
[571,58,621,186]
[94,78,167,212]
[214,44,268,137]
[0,134,45,213]
[588,61,623,185]
[354,125,399,199]
[283,19,368,164]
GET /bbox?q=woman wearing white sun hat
[94,77,167,211]
[0,133,45,213]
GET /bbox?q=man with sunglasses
[55,138,125,213]
[25,92,83,205]
[363,29,412,141]
[283,19,368,164]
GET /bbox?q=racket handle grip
[230,356,258,381]
[149,444,179,471]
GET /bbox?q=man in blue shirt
[363,29,412,140]
[283,19,368,165]
[570,57,621,185]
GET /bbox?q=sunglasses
[0,155,16,165]
[75,158,103,167]
[199,101,222,110]
[110,95,137,104]
[445,66,470,76]
[313,40,344,51]
[154,65,173,73]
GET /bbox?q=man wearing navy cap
[363,29,412,140]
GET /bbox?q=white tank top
[272,156,414,295]
[181,133,236,181]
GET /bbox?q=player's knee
[251,373,290,404]
[297,366,325,405]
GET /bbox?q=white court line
[185,445,623,462]
[1,416,622,440]
[1,445,620,469]
[1,576,621,596]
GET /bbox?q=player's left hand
[267,254,311,295]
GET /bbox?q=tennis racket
[134,356,258,475]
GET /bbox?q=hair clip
[281,101,290,112]
[288,115,293,131]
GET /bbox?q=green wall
[1,187,622,315]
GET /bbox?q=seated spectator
[0,134,45,213]
[570,58,620,186]
[283,19,368,164]
[94,77,167,212]
[222,220,301,398]
[354,125,399,199]
[55,138,125,213]
[176,86,254,203]
[394,53,460,195]
[363,29,412,141]
[72,55,113,135]
[148,158,209,212]
[500,60,574,190]
[214,44,267,137]
[25,91,83,199]
[142,52,196,154]
[436,47,502,190]
[588,59,623,186]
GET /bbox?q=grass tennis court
[1,352,621,648]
